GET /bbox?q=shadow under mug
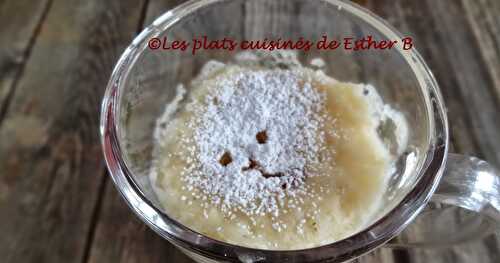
[100,0,500,262]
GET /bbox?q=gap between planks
[81,169,109,263]
[81,1,151,262]
[0,0,54,126]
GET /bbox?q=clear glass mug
[100,0,500,262]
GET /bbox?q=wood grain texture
[86,179,190,263]
[86,0,194,262]
[0,0,498,262]
[368,0,500,165]
[0,0,145,262]
[367,0,500,262]
[462,0,500,106]
[0,0,51,122]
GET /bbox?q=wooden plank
[366,1,500,262]
[368,0,500,164]
[425,0,500,165]
[87,0,194,262]
[0,0,51,122]
[0,0,146,262]
[87,180,191,263]
[365,0,480,155]
[462,0,500,105]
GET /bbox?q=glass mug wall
[100,0,500,262]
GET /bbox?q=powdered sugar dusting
[158,53,336,224]
[149,52,408,248]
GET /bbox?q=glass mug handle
[387,153,500,248]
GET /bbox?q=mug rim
[100,0,449,261]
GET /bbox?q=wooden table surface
[0,0,499,262]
